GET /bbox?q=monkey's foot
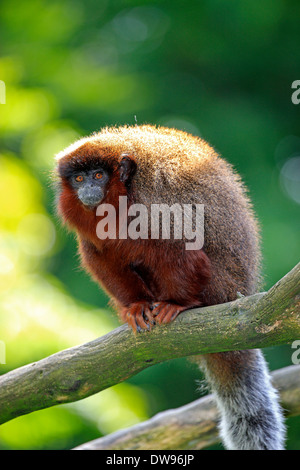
[121,302,154,333]
[151,302,185,325]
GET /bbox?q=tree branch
[0,262,299,425]
[73,365,300,450]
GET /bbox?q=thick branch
[0,263,299,425]
[74,365,300,450]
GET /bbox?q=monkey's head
[55,124,219,236]
[58,149,135,206]
[55,136,137,236]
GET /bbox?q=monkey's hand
[121,301,186,333]
[120,301,155,332]
[151,302,186,325]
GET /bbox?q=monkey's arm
[79,238,212,331]
[79,238,156,301]
[78,239,159,330]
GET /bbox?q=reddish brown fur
[55,124,260,332]
[197,350,260,389]
[58,176,212,328]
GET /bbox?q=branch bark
[73,365,300,450]
[0,262,299,426]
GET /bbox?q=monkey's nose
[78,186,103,207]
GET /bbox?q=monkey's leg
[197,349,285,450]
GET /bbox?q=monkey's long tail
[196,349,286,450]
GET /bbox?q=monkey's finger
[126,311,138,332]
[142,306,155,325]
[161,308,182,324]
[151,302,166,318]
[150,303,160,311]
[134,306,150,331]
[155,304,185,324]
[154,304,171,324]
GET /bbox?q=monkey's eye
[75,175,84,182]
[94,172,103,180]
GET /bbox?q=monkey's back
[93,125,260,298]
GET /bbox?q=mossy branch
[0,262,299,426]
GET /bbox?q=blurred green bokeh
[0,0,299,450]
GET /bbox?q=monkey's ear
[119,154,137,184]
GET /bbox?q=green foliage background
[0,0,299,450]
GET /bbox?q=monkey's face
[70,167,110,208]
[58,156,111,209]
[56,141,137,238]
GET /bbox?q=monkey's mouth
[77,189,103,208]
[79,200,101,211]
[81,202,99,211]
